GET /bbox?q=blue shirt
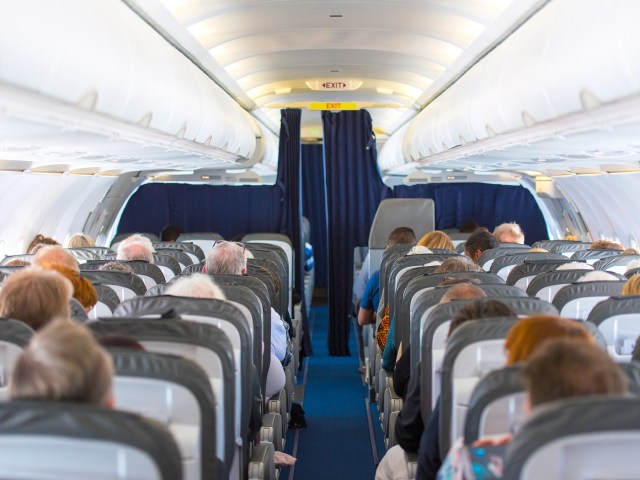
[361,270,380,312]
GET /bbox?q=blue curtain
[301,144,328,289]
[393,183,548,243]
[322,110,392,356]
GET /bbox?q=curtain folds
[322,110,392,356]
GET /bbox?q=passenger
[33,245,79,272]
[528,247,549,253]
[33,247,97,313]
[431,316,594,479]
[165,273,226,300]
[99,261,134,274]
[353,226,416,305]
[66,233,95,248]
[26,234,59,254]
[621,274,640,296]
[459,220,480,233]
[576,270,620,282]
[622,247,640,255]
[493,222,525,244]
[417,231,454,251]
[378,299,513,480]
[591,239,625,251]
[116,234,155,263]
[97,335,145,351]
[10,320,114,408]
[205,241,289,387]
[555,261,593,270]
[463,231,498,263]
[160,225,182,242]
[0,269,72,330]
[435,257,482,273]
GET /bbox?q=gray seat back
[368,198,435,273]
[553,281,625,320]
[0,400,182,480]
[546,240,592,256]
[67,248,101,263]
[587,295,640,361]
[571,248,622,264]
[152,254,181,282]
[505,259,575,290]
[176,233,224,258]
[110,349,218,480]
[124,261,166,288]
[490,252,567,280]
[526,269,595,302]
[439,317,518,457]
[154,242,205,263]
[503,396,640,480]
[418,298,556,421]
[88,284,120,320]
[0,319,33,393]
[595,254,640,274]
[155,250,193,271]
[88,317,235,472]
[477,247,531,271]
[81,270,147,300]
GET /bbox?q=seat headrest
[368,199,434,249]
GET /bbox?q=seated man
[205,241,290,374]
[0,269,73,331]
[10,319,114,407]
[492,223,525,244]
[116,234,155,263]
[160,225,182,242]
[464,231,498,264]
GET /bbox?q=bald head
[33,246,79,272]
[440,283,487,303]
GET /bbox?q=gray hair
[116,240,154,264]
[205,242,246,275]
[165,274,226,300]
[493,222,525,244]
[577,270,620,282]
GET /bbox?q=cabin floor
[282,304,386,480]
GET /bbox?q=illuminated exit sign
[306,79,363,91]
[309,102,358,111]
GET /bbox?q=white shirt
[270,307,288,362]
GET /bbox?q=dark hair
[448,299,516,338]
[27,234,59,254]
[97,334,145,351]
[464,231,498,257]
[522,338,627,408]
[387,227,416,247]
[160,225,182,242]
[459,220,480,233]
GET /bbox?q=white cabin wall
[553,173,640,248]
[0,173,116,256]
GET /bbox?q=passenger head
[160,225,182,242]
[66,233,95,248]
[622,274,640,296]
[555,261,593,271]
[528,247,549,253]
[116,238,155,264]
[165,273,226,300]
[435,257,482,273]
[622,248,640,256]
[459,220,480,233]
[33,246,79,272]
[493,222,525,244]
[464,231,498,263]
[417,231,454,251]
[448,299,516,338]
[387,227,416,247]
[27,234,59,254]
[97,335,145,351]
[591,239,624,251]
[505,315,592,365]
[521,338,627,409]
[0,269,73,330]
[10,320,114,407]
[46,265,98,312]
[576,270,620,282]
[440,282,487,303]
[205,241,246,275]
[99,261,134,274]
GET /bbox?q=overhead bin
[380,0,640,166]
[0,0,265,162]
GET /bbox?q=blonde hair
[66,233,95,248]
[591,240,624,251]
[622,274,640,296]
[10,320,113,406]
[0,269,73,330]
[505,315,593,365]
[416,231,454,251]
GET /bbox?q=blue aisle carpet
[285,305,386,480]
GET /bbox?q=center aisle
[286,305,386,480]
